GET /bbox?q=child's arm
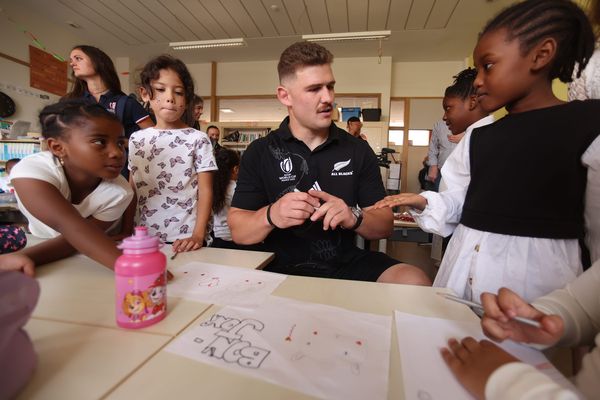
[111,175,137,241]
[373,193,427,211]
[172,171,213,253]
[0,215,117,273]
[9,178,122,269]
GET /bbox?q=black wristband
[266,203,278,228]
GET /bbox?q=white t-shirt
[129,127,217,242]
[10,151,133,238]
[212,180,236,241]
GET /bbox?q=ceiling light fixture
[302,30,391,43]
[169,38,246,50]
[220,108,235,113]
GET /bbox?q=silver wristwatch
[349,205,363,230]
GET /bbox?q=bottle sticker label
[116,273,167,323]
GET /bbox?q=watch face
[0,92,16,118]
[351,206,362,218]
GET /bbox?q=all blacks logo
[278,157,296,182]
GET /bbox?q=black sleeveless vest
[461,100,600,239]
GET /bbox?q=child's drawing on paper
[167,262,286,307]
[165,296,392,400]
[197,273,220,288]
[285,324,368,375]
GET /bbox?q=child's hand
[0,253,35,277]
[441,337,518,400]
[372,193,427,211]
[172,236,203,253]
[480,289,564,346]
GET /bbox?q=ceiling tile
[60,0,142,45]
[426,0,459,29]
[141,0,196,40]
[326,0,347,33]
[221,0,262,37]
[99,0,164,42]
[156,0,213,40]
[368,0,391,31]
[239,0,279,37]
[261,0,296,36]
[118,0,185,41]
[347,0,368,31]
[305,0,330,34]
[283,0,313,34]
[199,0,245,37]
[405,0,435,30]
[386,0,411,30]
[179,0,228,39]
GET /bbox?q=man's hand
[448,132,465,143]
[427,165,439,182]
[480,289,564,346]
[268,191,321,229]
[373,193,427,211]
[0,253,35,277]
[441,337,518,400]
[307,190,355,230]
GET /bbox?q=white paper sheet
[168,262,286,307]
[394,311,572,400]
[166,296,392,400]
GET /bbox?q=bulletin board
[29,46,67,96]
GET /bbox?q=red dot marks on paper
[355,340,363,346]
[285,324,296,342]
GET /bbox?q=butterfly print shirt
[129,127,217,241]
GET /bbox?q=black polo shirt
[83,90,149,138]
[231,117,386,267]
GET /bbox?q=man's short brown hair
[277,41,334,83]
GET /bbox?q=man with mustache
[228,41,430,285]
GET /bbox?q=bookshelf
[200,121,280,152]
[0,139,41,165]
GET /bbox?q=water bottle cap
[118,226,161,251]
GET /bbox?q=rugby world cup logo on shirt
[280,157,293,174]
[279,157,296,182]
[331,159,353,176]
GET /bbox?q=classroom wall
[0,1,82,131]
[208,57,394,121]
[391,61,466,97]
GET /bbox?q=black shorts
[264,247,401,282]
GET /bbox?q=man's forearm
[228,206,273,244]
[355,207,393,239]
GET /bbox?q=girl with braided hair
[0,99,133,275]
[376,0,600,305]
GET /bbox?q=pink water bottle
[115,226,167,329]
